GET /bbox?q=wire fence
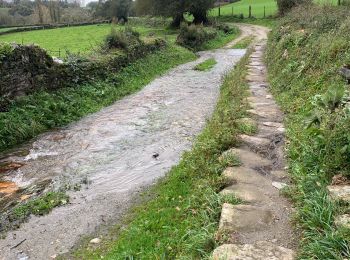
[211,4,274,19]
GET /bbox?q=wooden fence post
[232,6,234,16]
[218,4,221,17]
[249,5,252,18]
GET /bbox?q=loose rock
[272,182,288,190]
[89,238,101,244]
[327,185,350,202]
[334,214,350,229]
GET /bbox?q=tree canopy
[135,0,216,27]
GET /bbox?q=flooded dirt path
[0,37,248,258]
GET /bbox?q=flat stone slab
[327,185,350,202]
[219,204,273,233]
[223,148,271,168]
[248,109,281,120]
[334,214,350,229]
[239,134,270,148]
[223,167,268,185]
[213,241,295,260]
[250,102,276,109]
[221,183,269,203]
[263,122,284,128]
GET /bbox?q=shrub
[215,23,239,34]
[104,26,141,50]
[276,0,312,15]
[176,23,217,50]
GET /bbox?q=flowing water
[0,47,246,259]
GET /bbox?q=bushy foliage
[176,23,217,50]
[104,26,141,50]
[267,5,350,259]
[135,0,215,26]
[0,42,14,61]
[276,0,312,15]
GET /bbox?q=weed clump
[176,23,217,50]
[104,27,142,51]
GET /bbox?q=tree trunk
[192,11,208,25]
[170,13,184,28]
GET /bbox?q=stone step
[259,125,285,135]
[263,122,284,128]
[248,109,281,121]
[247,96,275,105]
[250,102,277,109]
[249,83,269,89]
[327,185,350,202]
[222,148,271,168]
[239,134,271,149]
[247,75,265,82]
[222,167,269,185]
[212,241,295,260]
[219,204,273,233]
[221,183,269,203]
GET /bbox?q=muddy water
[0,48,245,259]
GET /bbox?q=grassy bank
[73,49,252,259]
[0,44,195,153]
[266,5,350,259]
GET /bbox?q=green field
[0,24,173,56]
[211,0,341,18]
[211,0,277,18]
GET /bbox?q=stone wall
[0,39,166,111]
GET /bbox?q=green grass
[0,24,175,56]
[202,29,240,50]
[72,47,253,260]
[194,58,217,71]
[232,35,254,49]
[266,4,350,259]
[210,0,342,19]
[12,192,68,218]
[0,44,196,152]
[211,0,277,18]
[0,28,16,33]
[1,192,69,235]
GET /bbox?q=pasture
[0,24,172,56]
[210,0,277,18]
[211,0,341,18]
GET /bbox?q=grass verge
[194,58,217,71]
[72,49,253,259]
[232,36,255,49]
[0,44,196,153]
[266,5,350,259]
[202,29,239,50]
